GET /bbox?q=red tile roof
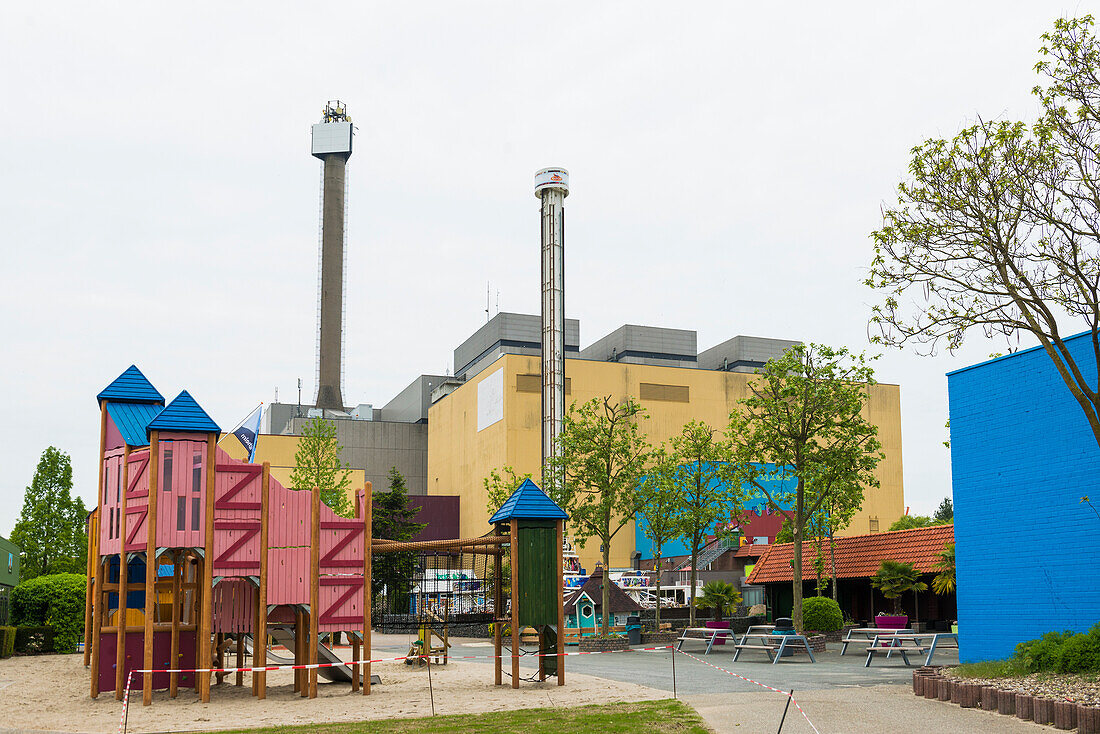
[733,544,770,558]
[745,524,954,584]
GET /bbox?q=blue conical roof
[489,478,568,523]
[97,365,164,405]
[146,390,220,435]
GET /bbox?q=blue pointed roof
[97,365,164,405]
[146,390,220,435]
[489,478,568,523]
[106,402,163,447]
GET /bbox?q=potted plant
[871,560,927,629]
[696,581,741,645]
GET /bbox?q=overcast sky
[2,2,1092,535]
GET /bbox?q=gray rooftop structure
[697,336,801,373]
[579,324,698,368]
[453,312,580,381]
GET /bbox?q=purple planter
[705,620,731,645]
[875,615,909,629]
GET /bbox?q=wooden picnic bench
[862,632,959,667]
[732,632,817,664]
[675,627,735,655]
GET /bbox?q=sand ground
[0,652,665,733]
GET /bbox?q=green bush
[0,626,15,658]
[14,626,55,654]
[1012,627,1100,674]
[801,596,843,633]
[11,573,84,653]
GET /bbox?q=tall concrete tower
[311,101,353,411]
[535,167,569,485]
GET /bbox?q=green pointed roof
[489,478,568,523]
[146,390,220,435]
[97,365,164,405]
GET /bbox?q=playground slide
[242,628,353,683]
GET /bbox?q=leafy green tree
[932,542,956,595]
[888,514,936,532]
[371,468,426,614]
[727,344,882,633]
[483,466,533,517]
[290,417,353,516]
[695,580,741,622]
[634,452,683,628]
[11,447,86,580]
[548,396,653,636]
[871,559,928,616]
[656,421,742,626]
[933,497,954,524]
[867,16,1100,451]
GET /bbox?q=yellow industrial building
[426,349,904,573]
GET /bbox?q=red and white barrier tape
[674,648,820,733]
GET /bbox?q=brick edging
[912,668,1100,732]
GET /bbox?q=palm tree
[696,581,742,622]
[932,543,956,594]
[871,560,928,615]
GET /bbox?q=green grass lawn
[205,699,710,734]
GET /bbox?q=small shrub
[0,626,15,658]
[1056,633,1100,673]
[802,597,843,633]
[11,574,84,653]
[14,626,55,654]
[1014,630,1076,672]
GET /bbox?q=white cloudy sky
[1,2,1092,534]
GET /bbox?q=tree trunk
[829,528,838,600]
[601,542,611,636]
[791,524,804,633]
[654,552,662,628]
[689,535,699,627]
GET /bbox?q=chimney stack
[535,167,569,486]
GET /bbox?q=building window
[176,497,186,531]
[163,447,173,492]
[869,517,879,532]
[192,498,201,531]
[639,383,690,402]
[192,451,202,493]
[516,374,572,394]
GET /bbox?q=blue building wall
[634,463,796,560]
[948,332,1100,662]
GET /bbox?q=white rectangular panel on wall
[477,368,504,432]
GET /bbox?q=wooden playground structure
[84,366,566,706]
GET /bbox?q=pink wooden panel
[105,414,123,451]
[212,519,261,575]
[268,481,310,548]
[99,455,122,557]
[319,576,364,632]
[155,439,210,549]
[212,578,256,633]
[123,449,151,553]
[319,515,364,570]
[266,547,309,606]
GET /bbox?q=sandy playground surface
[0,650,665,733]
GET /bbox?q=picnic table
[675,627,736,655]
[839,627,905,655]
[862,631,959,667]
[732,631,817,664]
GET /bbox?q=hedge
[0,626,14,658]
[11,573,85,653]
[802,596,844,633]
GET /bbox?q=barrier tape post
[777,688,794,734]
[426,648,436,716]
[671,643,677,699]
[119,670,132,734]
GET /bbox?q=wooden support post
[255,462,270,699]
[510,518,520,689]
[115,445,133,701]
[298,609,309,697]
[556,519,565,686]
[88,401,106,670]
[142,432,160,706]
[493,541,503,687]
[90,553,105,698]
[309,484,320,699]
[169,550,180,698]
[200,434,216,702]
[363,481,372,696]
[350,488,360,693]
[193,556,202,694]
[83,513,95,667]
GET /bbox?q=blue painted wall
[948,332,1100,662]
[634,463,796,560]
